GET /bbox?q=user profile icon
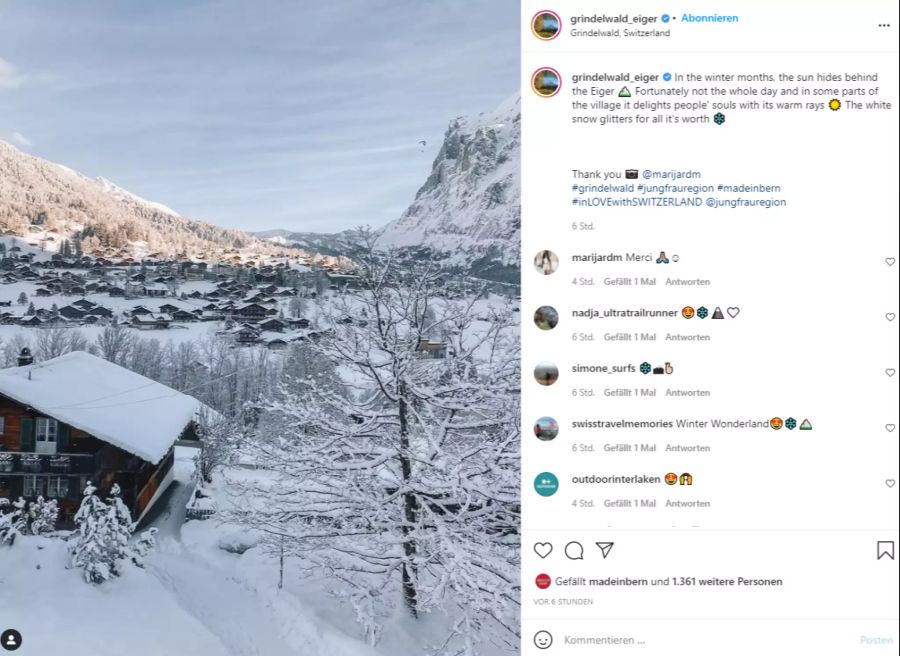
[534,416,559,441]
[533,250,559,275]
[531,10,561,40]
[531,67,561,97]
[534,361,559,386]
[1,628,22,651]
[533,305,559,330]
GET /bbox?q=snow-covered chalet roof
[0,351,201,464]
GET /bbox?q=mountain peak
[377,94,521,281]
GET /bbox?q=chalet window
[0,416,4,434]
[36,418,58,443]
[46,476,68,499]
[23,475,43,497]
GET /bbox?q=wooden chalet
[143,283,168,297]
[0,350,203,527]
[58,305,86,320]
[132,314,172,330]
[87,306,113,318]
[258,318,287,332]
[233,303,268,322]
[171,309,198,322]
[235,324,261,344]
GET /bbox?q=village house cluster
[0,239,368,349]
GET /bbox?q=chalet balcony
[0,452,99,475]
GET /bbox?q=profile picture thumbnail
[534,416,559,441]
[533,305,559,331]
[534,250,559,275]
[534,361,559,386]
[532,67,561,98]
[532,10,561,40]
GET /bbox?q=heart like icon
[888,313,897,322]
[887,424,897,433]
[887,257,897,266]
[726,307,740,318]
[533,542,553,559]
[888,369,897,378]
[887,480,897,488]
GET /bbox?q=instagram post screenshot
[0,1,896,655]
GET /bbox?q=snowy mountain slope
[0,140,262,256]
[95,176,180,217]
[257,95,522,283]
[376,94,521,281]
[254,228,356,257]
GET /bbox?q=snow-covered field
[0,448,503,655]
[0,534,231,654]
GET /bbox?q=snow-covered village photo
[0,2,520,654]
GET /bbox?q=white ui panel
[521,2,899,654]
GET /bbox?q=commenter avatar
[534,250,559,275]
[533,305,559,330]
[534,361,559,386]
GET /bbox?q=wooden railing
[0,453,99,474]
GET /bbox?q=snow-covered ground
[0,535,229,654]
[1,449,494,655]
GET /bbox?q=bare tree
[35,328,88,361]
[194,409,240,483]
[95,322,136,365]
[1,334,31,367]
[229,234,520,652]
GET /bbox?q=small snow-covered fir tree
[27,496,58,535]
[70,482,113,583]
[131,527,158,567]
[70,482,149,583]
[0,498,26,545]
[104,484,136,577]
[10,497,28,536]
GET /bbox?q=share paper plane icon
[596,542,614,559]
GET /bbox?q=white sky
[0,0,518,233]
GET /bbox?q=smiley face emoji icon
[665,472,678,485]
[770,417,784,430]
[534,631,554,650]
[682,306,695,319]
